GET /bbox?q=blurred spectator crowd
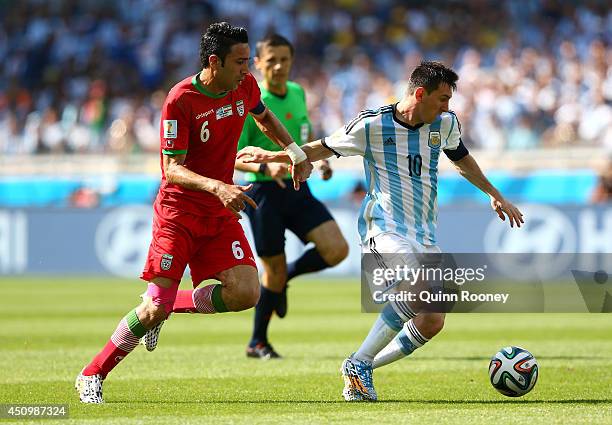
[0,0,610,155]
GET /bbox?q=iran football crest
[236,100,245,117]
[428,131,441,149]
[160,254,173,271]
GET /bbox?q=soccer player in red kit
[75,22,313,404]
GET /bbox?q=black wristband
[258,163,268,175]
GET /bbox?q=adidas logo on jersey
[384,137,395,146]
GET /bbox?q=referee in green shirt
[236,34,348,359]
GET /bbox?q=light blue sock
[380,303,404,332]
[354,305,404,362]
[372,319,429,369]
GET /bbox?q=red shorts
[140,202,256,287]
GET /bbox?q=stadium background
[0,1,611,423]
[0,0,610,276]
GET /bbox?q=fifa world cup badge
[428,131,441,149]
[163,120,177,139]
[160,254,173,271]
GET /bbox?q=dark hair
[200,22,249,68]
[408,61,458,94]
[255,33,294,57]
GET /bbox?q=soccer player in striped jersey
[237,61,524,401]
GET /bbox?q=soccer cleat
[275,285,288,318]
[341,355,377,401]
[342,381,365,401]
[141,321,165,352]
[75,372,104,404]
[246,343,282,360]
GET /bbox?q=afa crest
[428,131,441,149]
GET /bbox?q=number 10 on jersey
[407,154,422,177]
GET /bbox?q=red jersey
[156,73,262,217]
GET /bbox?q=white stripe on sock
[110,319,140,352]
[193,285,216,314]
[405,319,429,347]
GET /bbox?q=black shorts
[244,180,334,257]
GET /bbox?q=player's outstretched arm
[237,146,288,164]
[250,107,312,189]
[452,154,524,228]
[237,140,334,165]
[164,154,257,218]
[235,156,289,189]
[307,129,333,180]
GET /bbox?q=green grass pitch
[1,277,611,424]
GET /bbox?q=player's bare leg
[305,220,349,268]
[143,266,259,352]
[280,220,348,317]
[261,254,288,293]
[215,265,260,311]
[412,312,445,339]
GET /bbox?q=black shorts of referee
[243,180,334,257]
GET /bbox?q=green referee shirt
[238,81,312,182]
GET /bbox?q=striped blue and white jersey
[325,104,463,246]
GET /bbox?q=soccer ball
[488,346,538,397]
